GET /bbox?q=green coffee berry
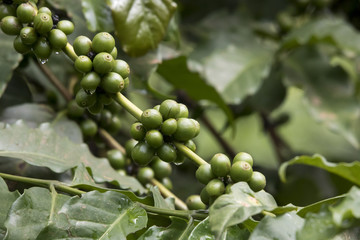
[107,149,126,169]
[131,141,155,166]
[186,195,207,210]
[80,119,98,137]
[98,93,113,105]
[137,167,155,185]
[248,171,266,192]
[73,36,92,56]
[157,143,177,163]
[99,109,112,127]
[34,13,53,34]
[13,35,31,54]
[101,72,124,93]
[125,139,138,158]
[210,153,231,177]
[110,47,117,59]
[33,37,52,60]
[173,118,197,142]
[151,156,172,179]
[205,179,225,197]
[1,16,22,35]
[153,105,160,111]
[80,71,101,92]
[92,32,115,53]
[75,88,97,108]
[161,177,173,190]
[230,161,253,183]
[161,118,177,136]
[141,109,163,130]
[37,7,52,16]
[93,52,115,75]
[16,3,37,23]
[196,164,215,185]
[57,20,74,35]
[233,152,253,167]
[176,103,189,118]
[200,187,209,205]
[112,59,130,79]
[48,29,67,51]
[67,99,85,118]
[159,99,180,120]
[0,5,16,21]
[145,129,164,148]
[130,122,146,141]
[107,114,122,133]
[87,101,103,115]
[173,153,186,165]
[192,119,200,137]
[75,55,93,73]
[20,26,37,45]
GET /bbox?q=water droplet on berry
[39,59,48,64]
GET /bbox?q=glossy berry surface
[141,109,163,130]
[248,171,266,192]
[186,195,206,210]
[110,47,117,59]
[196,164,215,185]
[87,101,103,115]
[33,37,52,60]
[200,187,210,205]
[34,13,53,34]
[173,118,197,142]
[81,71,101,92]
[125,139,138,157]
[16,3,37,23]
[13,35,31,54]
[56,20,74,35]
[161,177,173,190]
[176,103,189,118]
[93,52,115,75]
[159,100,180,120]
[0,5,16,21]
[185,140,196,152]
[1,16,22,35]
[48,29,67,51]
[210,153,231,177]
[75,88,97,108]
[73,36,92,56]
[131,141,155,166]
[112,59,130,79]
[205,179,225,197]
[67,99,85,118]
[38,7,52,16]
[160,118,177,136]
[101,72,124,93]
[233,152,253,167]
[130,122,146,141]
[80,119,98,137]
[75,55,93,74]
[19,26,37,45]
[230,161,253,183]
[137,167,154,185]
[107,114,122,133]
[151,156,172,179]
[107,149,126,169]
[92,32,115,53]
[145,130,163,148]
[156,143,177,163]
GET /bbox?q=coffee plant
[1,0,360,239]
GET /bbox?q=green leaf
[297,195,346,218]
[81,0,114,32]
[51,115,83,143]
[138,217,190,240]
[0,32,22,98]
[189,217,250,240]
[282,17,360,53]
[71,163,96,186]
[4,187,70,240]
[107,0,177,56]
[0,177,20,239]
[249,212,304,240]
[330,186,360,227]
[37,191,147,239]
[209,182,277,238]
[279,154,360,186]
[157,56,233,122]
[0,121,145,193]
[150,186,175,210]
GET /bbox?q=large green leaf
[81,0,114,32]
[188,217,249,240]
[51,115,83,144]
[37,191,147,239]
[297,194,346,217]
[138,217,191,240]
[0,32,22,98]
[282,17,360,53]
[249,212,304,240]
[209,182,277,239]
[279,154,360,186]
[0,121,145,193]
[150,186,175,210]
[107,0,177,56]
[0,177,20,239]
[4,187,70,240]
[157,56,233,121]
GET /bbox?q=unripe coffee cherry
[13,35,31,54]
[56,20,74,35]
[151,156,172,179]
[80,119,98,137]
[75,88,97,108]
[176,103,189,118]
[34,13,53,34]
[141,109,163,130]
[125,139,138,157]
[48,29,67,51]
[230,161,253,183]
[185,140,196,152]
[101,72,124,93]
[186,195,206,210]
[173,118,197,142]
[99,109,112,127]
[161,118,177,136]
[33,37,52,60]
[159,99,180,119]
[153,105,160,111]
[145,129,163,148]
[75,55,93,73]
[107,149,126,169]
[205,179,225,197]
[1,16,22,35]
[67,99,85,118]
[112,59,130,79]
[131,141,155,166]
[137,167,154,185]
[38,7,52,16]
[157,143,177,163]
[210,153,231,177]
[92,32,115,53]
[107,114,122,133]
[130,122,146,141]
[16,3,37,23]
[233,152,253,167]
[80,71,101,92]
[87,100,103,115]
[110,47,117,59]
[93,52,115,74]
[192,119,200,137]
[248,171,266,192]
[200,187,210,205]
[20,26,37,45]
[98,94,113,105]
[196,164,215,184]
[73,36,92,56]
[161,177,173,190]
[0,5,16,21]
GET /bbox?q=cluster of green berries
[129,99,200,167]
[73,32,130,115]
[0,0,74,61]
[191,152,266,208]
